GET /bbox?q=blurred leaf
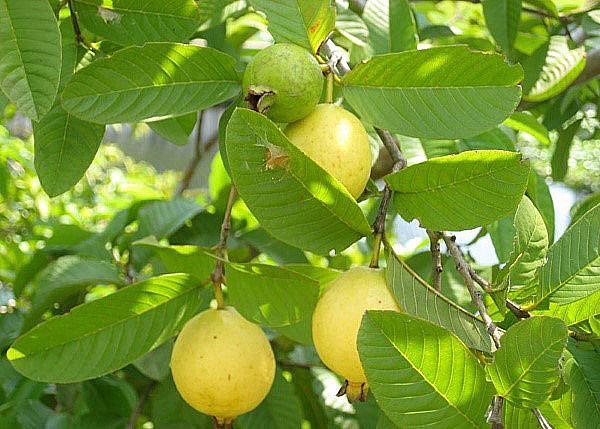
[8,274,205,382]
[25,255,123,327]
[386,253,495,352]
[248,0,335,52]
[482,0,522,54]
[239,228,308,265]
[132,339,173,382]
[459,128,516,152]
[358,311,494,428]
[342,46,523,139]
[524,36,586,102]
[236,369,303,428]
[552,119,582,181]
[487,316,568,408]
[503,111,550,145]
[148,113,197,146]
[386,150,530,231]
[420,139,459,159]
[561,344,600,427]
[225,108,371,255]
[0,0,62,120]
[524,0,559,16]
[33,105,105,197]
[151,375,213,428]
[74,0,201,45]
[62,44,240,124]
[0,311,23,350]
[335,8,369,47]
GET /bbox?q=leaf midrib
[11,279,197,359]
[377,325,483,429]
[76,0,198,21]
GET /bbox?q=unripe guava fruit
[285,104,372,199]
[171,307,275,424]
[243,43,324,123]
[312,266,400,401]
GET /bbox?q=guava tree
[1,0,599,428]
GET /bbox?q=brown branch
[67,0,95,51]
[210,186,237,308]
[177,111,204,195]
[127,380,156,429]
[426,230,443,291]
[486,396,504,429]
[442,233,502,348]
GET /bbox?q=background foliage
[1,0,599,428]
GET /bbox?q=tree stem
[210,187,237,309]
[177,111,204,195]
[426,230,443,291]
[326,71,334,103]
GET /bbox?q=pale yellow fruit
[312,266,400,400]
[171,307,275,424]
[285,104,372,199]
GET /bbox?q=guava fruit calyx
[245,85,276,115]
[337,380,369,402]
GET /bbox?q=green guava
[243,43,324,123]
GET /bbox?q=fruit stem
[326,72,334,103]
[369,233,383,268]
[210,187,238,309]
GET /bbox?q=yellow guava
[285,104,372,199]
[312,266,401,401]
[170,307,275,425]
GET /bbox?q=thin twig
[127,380,156,429]
[67,0,95,51]
[486,396,504,429]
[177,111,204,195]
[426,230,443,291]
[442,233,502,348]
[533,408,552,429]
[210,187,237,308]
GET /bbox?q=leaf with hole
[225,108,371,255]
[358,311,494,428]
[7,274,205,383]
[0,0,62,120]
[342,46,523,139]
[385,150,530,231]
[62,43,240,124]
[487,316,568,408]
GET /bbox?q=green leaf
[459,128,516,152]
[524,36,586,102]
[8,274,204,383]
[134,198,204,241]
[497,197,548,295]
[487,316,568,408]
[226,263,320,344]
[503,402,539,428]
[552,119,581,181]
[335,8,369,47]
[62,43,240,124]
[240,228,308,265]
[561,345,600,427]
[362,0,418,53]
[358,311,494,428]
[342,46,523,139]
[524,0,559,17]
[132,340,173,382]
[25,255,123,326]
[133,239,216,281]
[527,170,555,242]
[570,192,600,225]
[225,108,371,255]
[537,203,600,305]
[33,105,105,197]
[74,0,201,45]
[0,0,62,120]
[148,112,197,146]
[386,150,530,231]
[503,111,550,145]
[236,369,303,428]
[543,288,600,326]
[248,0,335,53]
[482,0,522,54]
[386,253,495,353]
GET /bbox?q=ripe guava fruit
[243,43,324,123]
[312,266,401,401]
[170,307,275,425]
[285,104,372,199]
